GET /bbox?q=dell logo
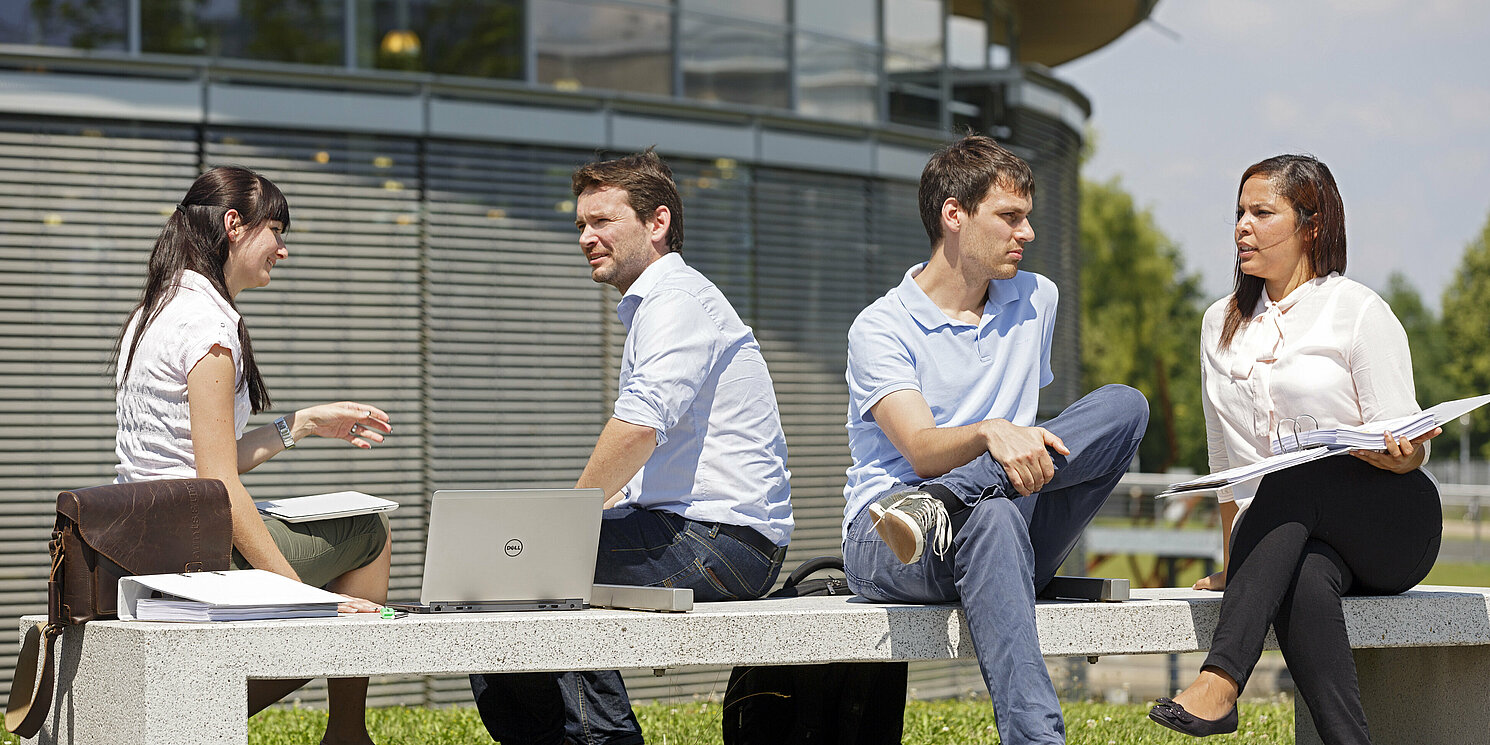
[504,539,523,557]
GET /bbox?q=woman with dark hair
[1149,155,1442,743]
[113,165,392,745]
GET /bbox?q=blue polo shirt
[843,262,1057,534]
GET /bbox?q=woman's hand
[336,594,384,614]
[1351,426,1441,474]
[1193,570,1226,591]
[291,402,392,449]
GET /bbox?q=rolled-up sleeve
[613,289,722,445]
[846,317,919,424]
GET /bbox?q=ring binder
[1163,393,1490,498]
[1275,414,1318,453]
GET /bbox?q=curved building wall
[0,57,1085,705]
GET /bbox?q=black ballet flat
[1148,697,1239,737]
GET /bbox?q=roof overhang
[952,0,1160,66]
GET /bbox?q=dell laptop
[389,488,604,613]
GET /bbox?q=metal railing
[1110,472,1490,562]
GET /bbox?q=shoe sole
[868,503,924,564]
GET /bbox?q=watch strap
[274,416,295,449]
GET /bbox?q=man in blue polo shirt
[843,134,1147,744]
[471,149,792,745]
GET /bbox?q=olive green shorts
[231,512,390,589]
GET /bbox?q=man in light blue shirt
[843,135,1148,744]
[472,149,792,745]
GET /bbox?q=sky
[1058,0,1490,309]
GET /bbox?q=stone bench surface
[22,585,1490,745]
[26,585,1490,680]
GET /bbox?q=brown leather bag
[5,479,232,738]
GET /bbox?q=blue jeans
[844,384,1147,745]
[472,507,786,745]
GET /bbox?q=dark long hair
[1219,154,1346,347]
[112,166,291,414]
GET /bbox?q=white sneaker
[867,490,952,564]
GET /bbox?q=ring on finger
[350,424,359,435]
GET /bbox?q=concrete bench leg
[21,623,248,745]
[1296,645,1490,745]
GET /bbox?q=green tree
[1080,175,1207,473]
[1442,210,1490,458]
[1382,272,1464,455]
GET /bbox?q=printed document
[118,569,343,621]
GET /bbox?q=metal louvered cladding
[203,128,427,706]
[670,158,756,320]
[0,108,1089,708]
[867,180,930,296]
[421,139,607,704]
[1010,106,1083,416]
[753,168,871,564]
[0,116,199,692]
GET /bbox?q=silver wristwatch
[273,416,295,449]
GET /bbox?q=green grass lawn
[1421,558,1490,586]
[219,698,1297,745]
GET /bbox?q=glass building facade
[0,0,1040,131]
[0,0,1148,709]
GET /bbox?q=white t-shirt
[115,270,250,482]
[1201,272,1422,510]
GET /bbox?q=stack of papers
[1270,394,1490,455]
[256,491,399,523]
[1270,411,1437,454]
[119,569,344,622]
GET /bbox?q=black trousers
[1204,456,1441,745]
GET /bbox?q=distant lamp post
[1464,413,1479,560]
[1463,413,1473,477]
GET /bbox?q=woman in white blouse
[1149,155,1442,743]
[112,166,393,745]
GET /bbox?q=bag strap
[5,621,61,738]
[779,556,844,591]
[7,520,69,737]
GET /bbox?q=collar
[176,270,241,325]
[895,263,1021,331]
[617,252,685,328]
[1252,271,1336,317]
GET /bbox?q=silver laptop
[390,488,604,613]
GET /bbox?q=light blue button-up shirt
[612,252,793,547]
[843,262,1057,534]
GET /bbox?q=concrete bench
[20,585,1490,745]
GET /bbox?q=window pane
[883,0,942,62]
[888,87,940,129]
[357,0,523,79]
[536,0,672,96]
[947,12,986,69]
[796,33,877,123]
[795,0,874,43]
[681,0,784,24]
[887,48,940,128]
[0,0,126,50]
[680,15,788,108]
[141,0,344,66]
